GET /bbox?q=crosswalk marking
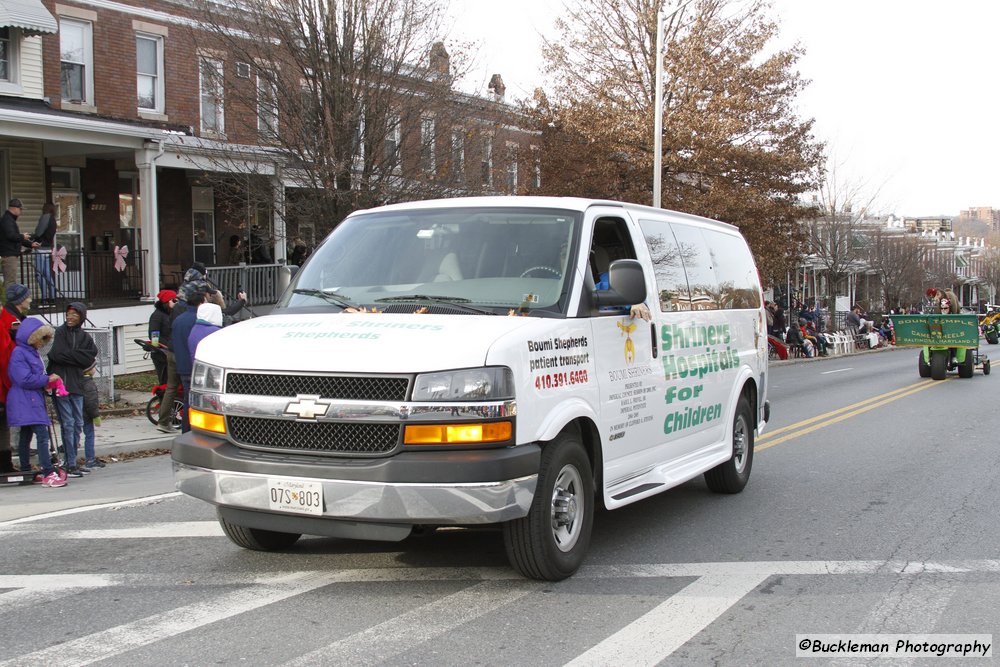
[0,571,341,667]
[284,580,539,666]
[565,573,769,667]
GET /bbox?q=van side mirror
[593,259,646,307]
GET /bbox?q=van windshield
[279,207,581,316]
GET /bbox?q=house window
[192,186,216,265]
[531,146,541,189]
[506,142,518,194]
[384,113,400,165]
[60,19,93,104]
[420,116,435,173]
[199,56,224,134]
[0,28,12,82]
[136,34,163,113]
[257,72,278,140]
[451,128,465,182]
[481,135,493,188]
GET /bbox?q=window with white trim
[420,116,435,174]
[531,145,541,189]
[481,134,493,188]
[506,142,518,194]
[451,127,465,182]
[199,56,225,135]
[0,28,13,83]
[384,112,400,166]
[257,71,278,140]
[60,18,93,104]
[136,34,164,113]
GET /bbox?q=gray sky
[449,0,1000,218]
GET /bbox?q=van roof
[348,196,739,232]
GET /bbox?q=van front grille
[226,373,409,401]
[227,416,401,456]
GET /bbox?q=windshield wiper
[375,294,496,315]
[292,288,360,310]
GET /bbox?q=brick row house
[0,0,541,373]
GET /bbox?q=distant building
[903,216,953,233]
[959,207,1000,231]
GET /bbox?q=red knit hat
[926,288,937,298]
[157,289,177,303]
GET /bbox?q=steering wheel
[520,266,562,279]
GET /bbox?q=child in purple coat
[8,318,65,487]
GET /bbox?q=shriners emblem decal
[284,395,330,420]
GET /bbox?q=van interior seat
[433,252,463,282]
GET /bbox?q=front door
[53,190,84,298]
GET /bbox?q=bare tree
[183,0,479,249]
[866,228,926,312]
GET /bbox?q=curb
[771,343,900,366]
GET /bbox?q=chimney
[429,42,450,77]
[488,74,506,102]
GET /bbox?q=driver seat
[433,252,463,282]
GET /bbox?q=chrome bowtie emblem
[284,395,330,420]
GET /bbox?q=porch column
[136,141,162,299]
[271,171,287,264]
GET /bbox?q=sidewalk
[91,389,177,459]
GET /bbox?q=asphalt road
[1,345,998,665]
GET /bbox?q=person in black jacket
[31,202,57,305]
[148,289,176,386]
[0,199,36,287]
[47,302,99,476]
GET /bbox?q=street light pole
[652,9,665,209]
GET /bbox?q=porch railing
[206,263,284,309]
[17,249,147,305]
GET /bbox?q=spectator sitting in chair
[785,316,814,358]
[803,320,828,357]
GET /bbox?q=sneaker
[66,468,84,478]
[156,422,175,434]
[33,472,45,484]
[55,467,69,482]
[77,466,92,474]
[41,472,67,488]
[87,459,106,469]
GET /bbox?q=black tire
[218,511,301,551]
[917,351,931,378]
[503,428,593,581]
[930,350,947,380]
[984,359,991,375]
[147,396,183,429]
[705,396,754,493]
[988,332,998,345]
[146,396,160,425]
[958,350,975,378]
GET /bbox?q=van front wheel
[503,431,593,581]
[704,396,754,494]
[218,511,301,551]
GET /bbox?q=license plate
[266,479,323,516]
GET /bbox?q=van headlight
[412,367,514,401]
[191,361,224,393]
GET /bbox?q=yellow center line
[757,378,952,451]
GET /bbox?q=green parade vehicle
[892,313,990,380]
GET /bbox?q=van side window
[668,223,720,311]
[705,229,762,309]
[589,217,636,288]
[639,219,689,311]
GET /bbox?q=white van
[173,197,769,581]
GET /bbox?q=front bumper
[172,431,539,524]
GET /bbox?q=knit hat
[8,198,22,209]
[157,289,177,303]
[5,283,29,305]
[926,287,937,298]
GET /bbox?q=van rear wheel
[218,511,301,551]
[503,429,593,581]
[704,396,753,494]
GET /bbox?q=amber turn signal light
[404,421,512,445]
[189,408,226,434]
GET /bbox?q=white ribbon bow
[113,245,129,272]
[52,246,67,274]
